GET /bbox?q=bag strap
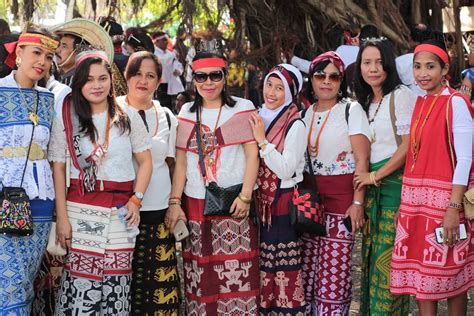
[165,110,171,131]
[446,93,461,170]
[304,149,318,192]
[345,101,350,124]
[195,109,207,179]
[389,91,402,147]
[20,90,39,187]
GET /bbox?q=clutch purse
[288,186,326,236]
[204,182,242,216]
[46,222,67,256]
[463,188,474,220]
[0,186,34,236]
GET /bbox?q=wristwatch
[134,192,144,201]
[258,139,269,148]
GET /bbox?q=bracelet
[238,193,252,204]
[169,196,182,201]
[169,201,181,206]
[370,171,380,187]
[447,201,463,210]
[352,200,363,206]
[128,195,142,208]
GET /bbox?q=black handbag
[0,91,38,236]
[288,150,326,236]
[195,109,241,216]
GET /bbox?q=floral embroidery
[306,150,356,176]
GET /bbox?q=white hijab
[259,64,303,129]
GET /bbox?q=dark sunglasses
[313,71,342,83]
[193,71,224,83]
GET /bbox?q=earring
[441,77,448,86]
[15,56,21,68]
[338,90,342,97]
[108,89,113,97]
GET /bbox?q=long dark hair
[308,59,348,103]
[189,51,236,113]
[71,57,130,142]
[354,38,401,111]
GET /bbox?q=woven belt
[0,143,47,160]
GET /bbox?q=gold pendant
[28,112,39,126]
[207,157,214,166]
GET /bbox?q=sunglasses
[313,71,342,83]
[193,71,224,83]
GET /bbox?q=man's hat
[50,18,114,62]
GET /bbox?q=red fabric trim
[69,179,133,192]
[414,44,449,64]
[191,57,226,70]
[186,289,260,304]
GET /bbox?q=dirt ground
[176,233,474,315]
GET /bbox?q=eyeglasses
[193,71,224,83]
[312,71,342,83]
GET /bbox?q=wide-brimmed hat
[50,18,114,62]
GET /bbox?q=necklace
[198,105,224,166]
[308,103,333,157]
[126,96,159,137]
[15,75,39,126]
[410,92,442,172]
[368,96,385,143]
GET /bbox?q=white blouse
[117,96,177,210]
[48,106,151,182]
[303,99,370,176]
[179,97,255,199]
[368,85,417,163]
[259,119,307,188]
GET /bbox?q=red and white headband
[191,57,226,71]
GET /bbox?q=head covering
[414,43,449,64]
[100,19,124,45]
[75,50,109,68]
[260,63,303,129]
[50,18,114,62]
[192,57,226,71]
[4,32,59,68]
[309,51,345,76]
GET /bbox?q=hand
[56,216,72,249]
[345,204,366,234]
[125,201,140,226]
[165,204,187,233]
[394,210,400,226]
[230,197,250,219]
[442,207,460,246]
[353,172,372,191]
[249,112,266,144]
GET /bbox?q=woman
[116,51,180,315]
[249,64,307,315]
[0,28,58,315]
[49,50,152,314]
[124,31,154,54]
[352,38,417,315]
[301,51,371,315]
[165,50,260,314]
[390,41,474,315]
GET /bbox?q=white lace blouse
[48,105,151,182]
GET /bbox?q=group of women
[0,26,473,316]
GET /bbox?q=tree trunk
[453,0,465,83]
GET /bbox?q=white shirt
[259,119,307,188]
[179,97,255,199]
[0,72,55,200]
[154,47,185,95]
[47,75,71,117]
[48,106,151,182]
[395,53,426,96]
[117,96,177,210]
[368,85,417,163]
[303,99,370,176]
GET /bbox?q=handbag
[195,109,241,216]
[288,150,326,236]
[46,222,67,256]
[0,91,38,236]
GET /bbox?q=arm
[347,134,370,233]
[443,96,472,246]
[53,162,71,249]
[126,150,152,226]
[230,142,260,218]
[165,148,187,232]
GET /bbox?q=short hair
[124,51,162,80]
[360,24,379,41]
[125,32,154,53]
[0,19,10,34]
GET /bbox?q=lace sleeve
[129,110,152,153]
[394,85,417,135]
[48,116,67,163]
